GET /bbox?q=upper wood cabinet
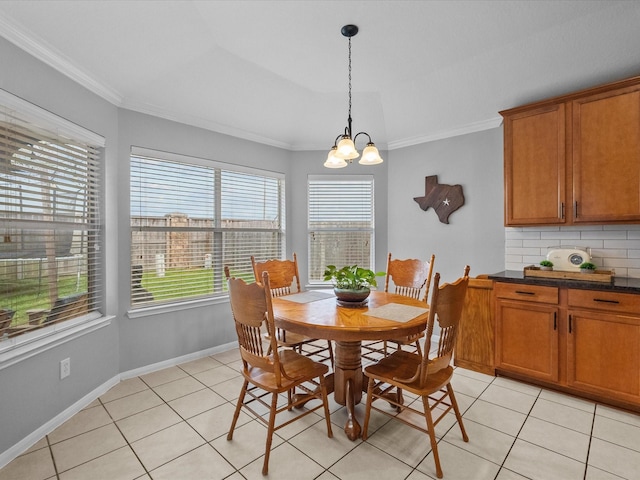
[501,76,640,226]
[503,104,565,225]
[572,85,640,223]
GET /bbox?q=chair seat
[245,349,329,392]
[264,330,313,348]
[252,254,334,369]
[363,267,470,479]
[388,331,425,346]
[364,350,453,395]
[225,267,333,475]
[361,253,434,361]
[361,332,425,362]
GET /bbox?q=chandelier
[324,25,384,169]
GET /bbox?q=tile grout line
[7,352,640,480]
[146,361,244,477]
[582,408,597,480]
[486,374,537,480]
[103,394,153,480]
[44,434,59,480]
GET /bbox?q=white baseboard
[120,341,237,380]
[0,374,119,469]
[0,341,238,469]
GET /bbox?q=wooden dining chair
[361,253,435,361]
[224,266,333,476]
[362,266,471,479]
[251,254,334,368]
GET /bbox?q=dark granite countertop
[488,270,640,294]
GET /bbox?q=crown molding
[387,117,503,150]
[0,16,122,106]
[0,88,105,147]
[122,99,292,151]
[0,16,504,152]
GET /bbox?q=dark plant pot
[580,268,595,274]
[334,287,370,304]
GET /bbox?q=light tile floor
[2,344,640,480]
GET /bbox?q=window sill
[127,296,230,319]
[0,313,113,371]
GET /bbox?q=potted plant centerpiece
[579,262,597,274]
[323,264,385,306]
[539,260,554,271]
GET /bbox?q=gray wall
[116,110,292,372]
[289,151,389,284]
[0,36,295,457]
[0,34,506,461]
[0,36,121,456]
[386,129,505,283]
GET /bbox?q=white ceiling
[1,1,639,151]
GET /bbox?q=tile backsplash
[505,225,640,278]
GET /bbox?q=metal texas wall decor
[413,175,465,224]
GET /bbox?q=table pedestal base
[292,339,400,440]
[334,340,364,440]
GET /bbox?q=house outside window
[307,175,375,284]
[130,148,285,307]
[0,97,103,340]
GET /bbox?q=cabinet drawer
[568,289,640,315]
[495,282,559,304]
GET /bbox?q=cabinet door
[573,86,640,223]
[504,104,566,225]
[567,310,640,404]
[495,299,559,382]
[455,278,494,375]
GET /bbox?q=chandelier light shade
[324,146,348,168]
[324,24,384,169]
[360,142,384,165]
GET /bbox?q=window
[308,175,375,283]
[0,94,103,340]
[130,148,285,307]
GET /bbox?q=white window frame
[307,174,375,285]
[0,89,109,368]
[129,147,285,311]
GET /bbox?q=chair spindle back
[421,265,470,382]
[225,266,283,384]
[384,253,435,302]
[251,253,301,297]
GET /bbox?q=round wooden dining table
[271,290,430,440]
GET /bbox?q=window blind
[308,175,375,283]
[0,102,102,338]
[130,149,285,307]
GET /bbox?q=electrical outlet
[60,358,70,379]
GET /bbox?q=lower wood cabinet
[455,277,494,375]
[567,310,640,404]
[494,281,640,410]
[566,289,640,406]
[496,299,559,383]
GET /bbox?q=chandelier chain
[348,36,352,126]
[323,24,383,168]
